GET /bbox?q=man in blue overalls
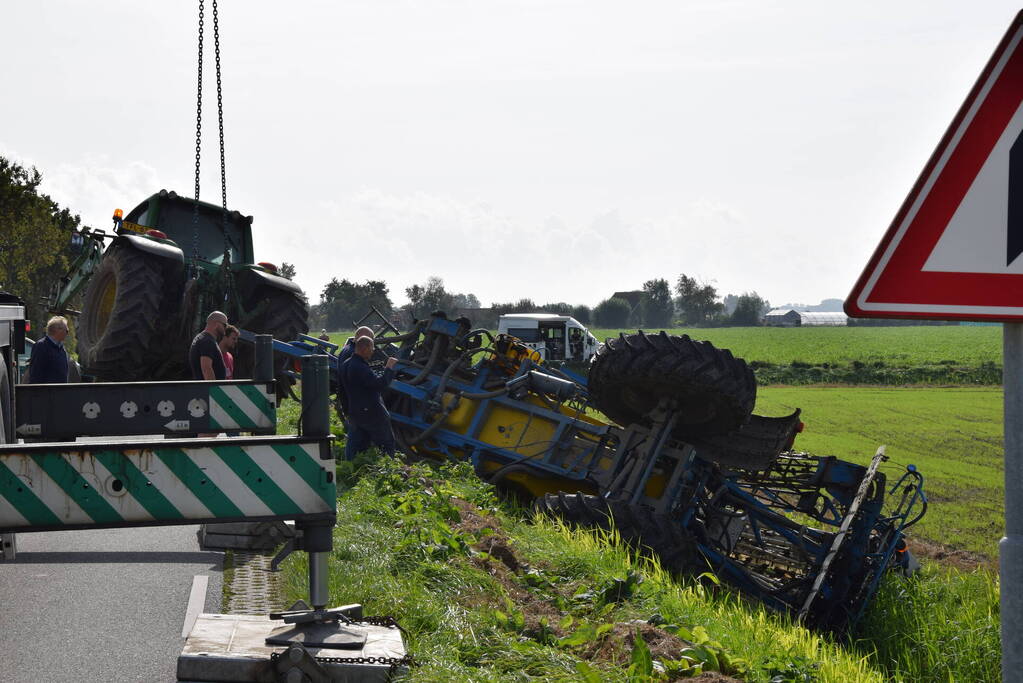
[340,335,398,455]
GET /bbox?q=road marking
[182,574,209,637]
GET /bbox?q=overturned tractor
[293,314,925,630]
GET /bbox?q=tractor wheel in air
[78,243,167,381]
[587,331,756,439]
[536,492,702,575]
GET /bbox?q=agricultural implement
[280,314,926,631]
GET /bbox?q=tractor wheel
[0,355,10,444]
[588,331,756,439]
[78,243,166,381]
[536,492,702,575]
[234,288,309,390]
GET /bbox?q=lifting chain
[191,0,204,269]
[192,0,231,279]
[268,615,419,679]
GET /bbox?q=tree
[492,298,538,316]
[319,278,393,330]
[0,157,80,336]
[541,302,573,316]
[451,292,481,310]
[675,274,722,325]
[279,262,297,280]
[594,297,631,327]
[730,292,770,326]
[571,305,591,324]
[404,276,461,320]
[639,278,674,328]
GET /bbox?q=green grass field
[756,386,1003,559]
[589,325,1003,367]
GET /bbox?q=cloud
[285,189,769,308]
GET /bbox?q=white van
[497,313,599,363]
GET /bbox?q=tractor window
[126,201,150,226]
[157,201,247,264]
[507,327,539,343]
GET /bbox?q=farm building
[764,309,848,326]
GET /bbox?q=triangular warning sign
[846,11,1023,321]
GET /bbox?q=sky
[2,1,1020,310]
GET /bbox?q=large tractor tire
[588,331,756,439]
[234,287,309,391]
[537,492,702,575]
[78,244,167,381]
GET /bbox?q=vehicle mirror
[69,232,85,254]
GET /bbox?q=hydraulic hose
[408,399,459,447]
[434,348,476,401]
[407,336,446,386]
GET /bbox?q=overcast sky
[2,1,1019,309]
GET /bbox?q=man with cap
[190,311,229,380]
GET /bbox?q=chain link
[213,0,228,218]
[191,0,205,270]
[267,616,419,678]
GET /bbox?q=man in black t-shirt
[189,311,229,380]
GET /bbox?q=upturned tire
[588,331,756,439]
[536,492,702,575]
[78,243,167,381]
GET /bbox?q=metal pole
[301,355,331,609]
[301,355,329,438]
[1003,322,1023,683]
[254,334,273,383]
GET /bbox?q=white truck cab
[497,313,599,363]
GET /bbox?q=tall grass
[853,564,1000,681]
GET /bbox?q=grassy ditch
[276,458,999,682]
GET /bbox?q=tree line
[313,273,771,331]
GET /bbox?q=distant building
[764,309,847,327]
[611,290,644,309]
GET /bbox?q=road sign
[846,11,1023,321]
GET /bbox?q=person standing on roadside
[218,324,240,379]
[189,311,228,380]
[340,336,398,455]
[28,316,70,384]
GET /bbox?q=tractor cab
[122,189,254,264]
[497,313,598,363]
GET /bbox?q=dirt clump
[908,538,993,571]
[689,674,744,683]
[584,621,689,665]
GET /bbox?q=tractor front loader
[311,313,925,632]
[49,189,308,384]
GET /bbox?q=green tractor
[50,189,308,383]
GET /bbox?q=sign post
[845,12,1023,679]
[1006,324,1023,678]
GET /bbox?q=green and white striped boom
[0,436,334,533]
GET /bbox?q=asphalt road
[0,525,223,683]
